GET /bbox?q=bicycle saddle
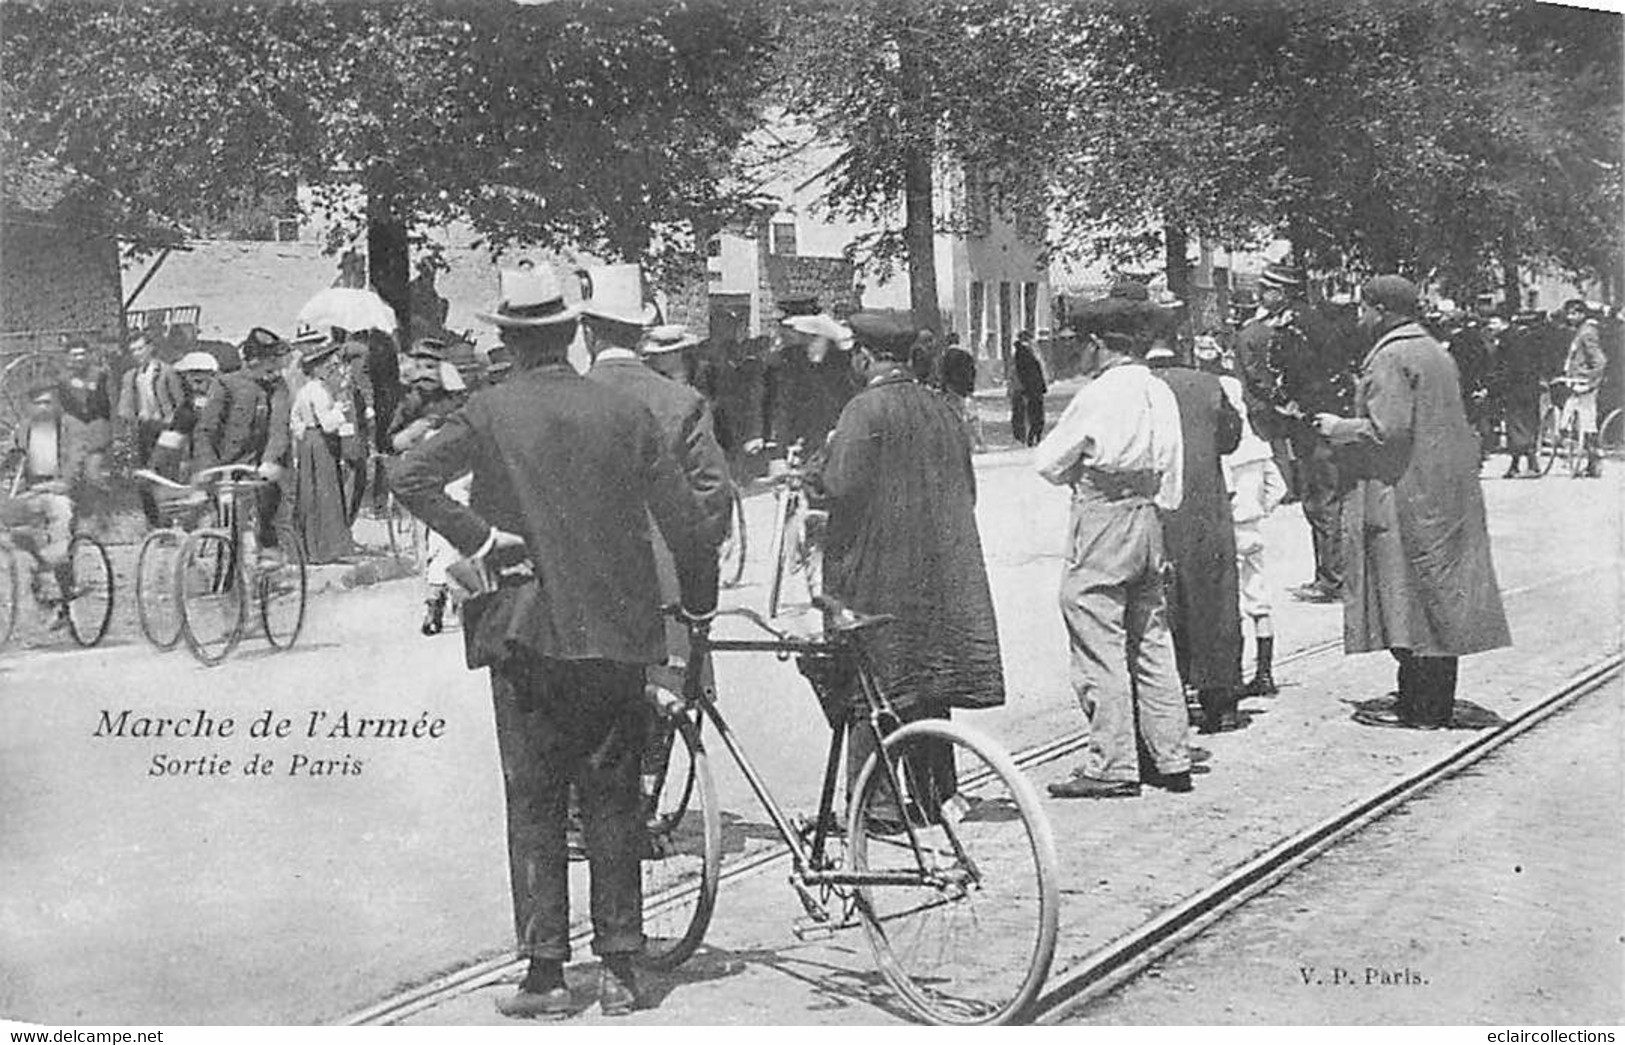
[813,595,895,634]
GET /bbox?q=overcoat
[1154,363,1244,689]
[811,368,1004,712]
[1324,322,1511,657]
[390,363,717,665]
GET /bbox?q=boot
[420,588,447,636]
[1240,636,1277,697]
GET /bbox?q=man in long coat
[393,267,718,1018]
[1315,276,1511,730]
[1149,345,1245,731]
[1494,313,1546,477]
[808,310,1004,811]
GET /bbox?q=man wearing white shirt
[1036,298,1192,799]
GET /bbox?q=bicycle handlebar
[193,463,263,484]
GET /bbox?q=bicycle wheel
[847,719,1059,1025]
[1599,408,1624,458]
[135,528,185,650]
[0,545,18,649]
[1536,406,1562,475]
[65,534,114,647]
[259,529,307,650]
[719,485,747,589]
[639,700,721,971]
[177,528,245,666]
[765,490,791,618]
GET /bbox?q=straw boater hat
[175,351,220,374]
[578,264,661,328]
[477,267,580,327]
[642,324,702,355]
[783,313,852,349]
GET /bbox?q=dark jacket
[810,367,1004,712]
[587,356,732,548]
[1154,364,1244,689]
[1011,346,1047,398]
[767,346,861,451]
[192,369,292,473]
[391,363,718,665]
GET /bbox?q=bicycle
[1598,406,1623,459]
[717,483,747,589]
[638,597,1059,1025]
[131,470,214,651]
[0,484,114,649]
[1536,377,1589,477]
[173,464,308,666]
[762,440,824,618]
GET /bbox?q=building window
[707,236,722,258]
[708,270,723,282]
[771,221,798,257]
[1023,283,1039,335]
[998,282,1013,360]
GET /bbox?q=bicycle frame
[677,611,972,894]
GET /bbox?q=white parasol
[296,287,398,334]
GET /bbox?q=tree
[1,0,777,340]
[1046,0,1622,303]
[773,0,1072,332]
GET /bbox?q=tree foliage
[0,0,775,277]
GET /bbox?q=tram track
[1028,651,1622,1024]
[337,564,1606,1027]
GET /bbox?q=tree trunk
[366,189,411,349]
[1164,221,1190,303]
[903,146,939,334]
[1500,257,1522,315]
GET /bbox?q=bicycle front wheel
[848,719,1059,1025]
[1599,408,1624,458]
[65,534,114,647]
[177,528,245,666]
[259,530,307,650]
[719,485,747,589]
[1536,406,1562,475]
[0,545,18,649]
[639,698,721,971]
[136,528,185,650]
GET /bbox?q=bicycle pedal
[791,916,837,942]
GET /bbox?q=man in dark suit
[391,266,717,1020]
[191,327,293,562]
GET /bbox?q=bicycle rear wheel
[0,546,18,648]
[177,528,245,666]
[1599,408,1624,458]
[65,534,114,647]
[639,692,721,971]
[1536,406,1562,475]
[848,719,1059,1025]
[719,485,747,589]
[259,529,307,650]
[136,528,185,650]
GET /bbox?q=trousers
[1058,483,1190,783]
[1301,439,1345,591]
[490,658,650,961]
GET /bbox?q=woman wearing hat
[288,333,357,564]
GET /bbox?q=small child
[388,343,471,636]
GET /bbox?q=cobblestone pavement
[0,452,1616,1025]
[1069,682,1624,1025]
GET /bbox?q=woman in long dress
[288,338,356,564]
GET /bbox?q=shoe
[48,605,71,632]
[1352,707,1445,730]
[598,964,639,1016]
[1291,584,1340,604]
[1239,671,1278,698]
[420,593,446,636]
[1502,464,1520,478]
[1198,709,1243,734]
[1142,768,1193,793]
[1047,775,1140,799]
[496,986,572,1019]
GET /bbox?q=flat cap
[1361,275,1420,316]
